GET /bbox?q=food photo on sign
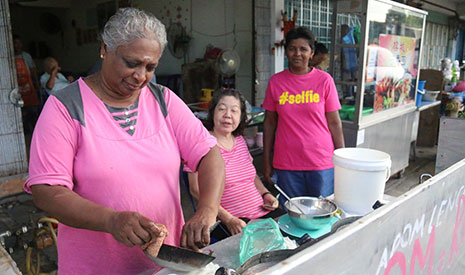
[371,34,417,112]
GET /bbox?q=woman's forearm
[31,184,114,232]
[187,172,200,200]
[45,74,57,90]
[189,171,231,223]
[253,175,269,195]
[217,206,234,222]
[196,146,225,215]
[326,111,345,149]
[263,111,278,167]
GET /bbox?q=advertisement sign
[373,35,417,112]
[379,34,417,77]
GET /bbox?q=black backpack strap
[147,81,168,118]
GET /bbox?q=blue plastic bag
[239,218,287,264]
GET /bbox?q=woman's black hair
[314,42,328,55]
[205,88,248,137]
[285,26,316,50]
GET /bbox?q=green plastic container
[339,105,353,120]
[340,105,373,121]
[348,107,373,121]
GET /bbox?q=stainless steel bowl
[285,197,338,230]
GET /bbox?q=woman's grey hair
[101,8,167,52]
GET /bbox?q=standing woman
[262,27,344,205]
[25,8,224,274]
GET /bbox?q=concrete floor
[1,145,439,274]
[384,145,437,197]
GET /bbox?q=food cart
[329,0,428,176]
[154,160,465,274]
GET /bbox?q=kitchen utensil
[330,216,362,233]
[285,197,338,230]
[292,216,362,253]
[237,215,361,274]
[145,221,220,272]
[278,214,338,238]
[236,249,294,274]
[273,184,306,215]
[145,244,215,272]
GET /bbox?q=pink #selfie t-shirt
[262,69,341,170]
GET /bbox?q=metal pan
[145,244,215,272]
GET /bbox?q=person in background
[262,27,345,206]
[185,89,283,241]
[40,57,74,96]
[25,8,225,274]
[13,35,40,135]
[311,42,329,70]
[13,35,39,89]
[341,24,358,100]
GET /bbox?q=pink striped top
[185,135,269,219]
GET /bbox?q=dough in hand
[141,223,168,258]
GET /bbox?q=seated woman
[40,57,74,95]
[185,89,284,240]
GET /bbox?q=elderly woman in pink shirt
[24,8,224,274]
[185,89,283,241]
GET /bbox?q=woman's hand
[262,193,279,211]
[105,210,159,247]
[141,222,168,258]
[51,66,60,76]
[223,216,247,235]
[263,163,274,185]
[181,206,217,251]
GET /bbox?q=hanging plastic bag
[239,218,287,264]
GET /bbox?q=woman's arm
[181,146,225,250]
[326,110,345,149]
[45,67,59,90]
[263,110,278,184]
[187,172,245,235]
[253,175,278,210]
[253,175,269,195]
[216,206,246,235]
[30,185,159,247]
[187,172,200,200]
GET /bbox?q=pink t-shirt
[262,69,341,170]
[24,78,217,274]
[185,136,269,219]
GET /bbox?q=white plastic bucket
[332,148,391,215]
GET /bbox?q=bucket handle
[385,166,391,182]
